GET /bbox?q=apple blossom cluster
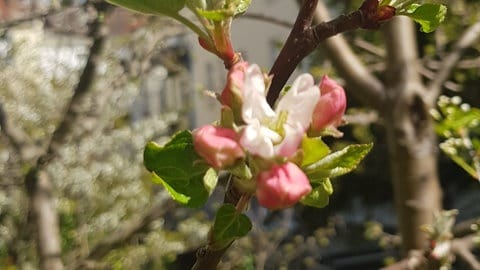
[193,62,346,209]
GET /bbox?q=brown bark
[382,17,442,252]
[267,0,381,107]
[311,2,443,253]
[311,1,385,110]
[26,170,64,270]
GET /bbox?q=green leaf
[301,137,331,167]
[196,8,233,21]
[304,143,373,179]
[300,179,333,208]
[152,173,190,204]
[441,148,479,180]
[212,204,252,249]
[403,3,447,33]
[106,0,185,15]
[144,131,211,208]
[436,107,480,137]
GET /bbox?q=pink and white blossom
[240,64,320,158]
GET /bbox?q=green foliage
[195,0,250,20]
[432,96,480,181]
[401,3,447,33]
[301,137,331,167]
[144,131,215,207]
[106,0,186,15]
[298,143,372,208]
[212,204,252,249]
[300,178,333,208]
[304,143,373,180]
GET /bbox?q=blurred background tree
[0,0,479,269]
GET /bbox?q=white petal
[276,74,320,130]
[242,64,275,123]
[240,120,278,158]
[274,122,304,157]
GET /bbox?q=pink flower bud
[310,76,346,132]
[256,162,312,210]
[193,125,244,169]
[220,61,248,108]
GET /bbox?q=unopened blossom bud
[256,162,312,210]
[376,5,396,22]
[193,125,244,169]
[220,61,248,108]
[310,76,346,132]
[360,0,396,29]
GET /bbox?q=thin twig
[427,21,480,102]
[311,0,385,110]
[452,235,480,270]
[241,13,293,28]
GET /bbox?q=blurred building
[188,0,298,126]
[129,1,299,128]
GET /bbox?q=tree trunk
[26,170,64,270]
[383,17,442,252]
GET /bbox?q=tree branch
[311,0,385,110]
[426,21,480,102]
[24,2,110,270]
[241,13,293,29]
[381,234,480,270]
[192,179,246,270]
[383,17,423,92]
[452,234,480,270]
[266,0,318,106]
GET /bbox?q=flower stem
[171,13,210,42]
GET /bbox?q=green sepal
[106,0,186,15]
[144,131,212,208]
[212,204,252,250]
[304,143,373,179]
[403,3,447,33]
[196,8,233,21]
[300,178,333,208]
[204,168,219,194]
[301,136,331,167]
